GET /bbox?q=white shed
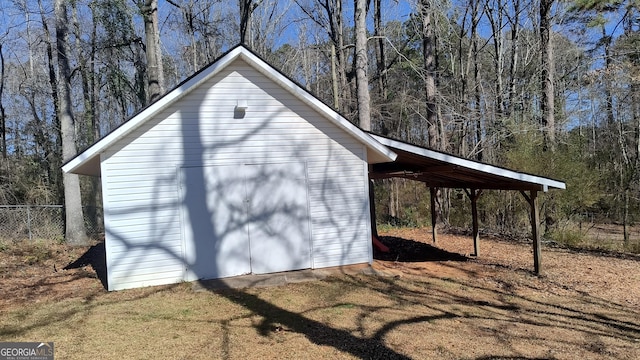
[63,45,397,291]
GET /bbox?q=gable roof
[62,45,397,176]
[369,134,566,192]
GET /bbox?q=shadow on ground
[14,234,636,359]
[374,235,469,262]
[64,242,108,289]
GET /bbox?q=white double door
[181,162,311,280]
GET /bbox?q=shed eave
[62,153,101,177]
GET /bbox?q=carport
[368,133,566,274]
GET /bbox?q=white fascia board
[63,47,247,175]
[237,51,397,164]
[371,134,566,190]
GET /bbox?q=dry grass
[547,222,640,253]
[1,228,640,359]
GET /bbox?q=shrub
[624,241,640,254]
[8,241,55,265]
[549,228,584,247]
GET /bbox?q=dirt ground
[1,228,640,359]
[374,227,640,309]
[0,240,108,311]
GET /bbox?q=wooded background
[0,0,637,249]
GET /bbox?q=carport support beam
[521,190,542,274]
[464,188,482,257]
[369,179,378,237]
[430,187,437,244]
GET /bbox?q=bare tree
[295,0,349,113]
[166,0,225,72]
[486,0,506,116]
[540,0,555,150]
[373,0,389,134]
[239,0,258,47]
[72,1,99,145]
[39,0,63,202]
[467,0,482,160]
[354,0,370,130]
[54,0,89,246]
[419,0,442,150]
[137,0,165,104]
[506,0,522,117]
[0,42,6,159]
[332,0,347,113]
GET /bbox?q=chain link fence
[0,205,103,242]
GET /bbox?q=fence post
[27,206,32,241]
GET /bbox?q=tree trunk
[54,0,89,246]
[331,43,340,109]
[487,1,505,115]
[0,43,5,159]
[602,25,615,128]
[319,0,350,115]
[72,2,95,145]
[73,1,101,225]
[374,0,389,134]
[507,0,521,116]
[27,95,53,185]
[420,0,440,150]
[389,179,397,219]
[471,1,482,160]
[303,0,347,112]
[138,0,165,104]
[39,0,63,204]
[623,188,629,247]
[540,0,555,151]
[239,0,253,47]
[354,0,371,130]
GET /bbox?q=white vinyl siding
[101,58,371,290]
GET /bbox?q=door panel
[180,162,311,280]
[181,165,251,280]
[245,163,311,274]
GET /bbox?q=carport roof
[368,133,566,192]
